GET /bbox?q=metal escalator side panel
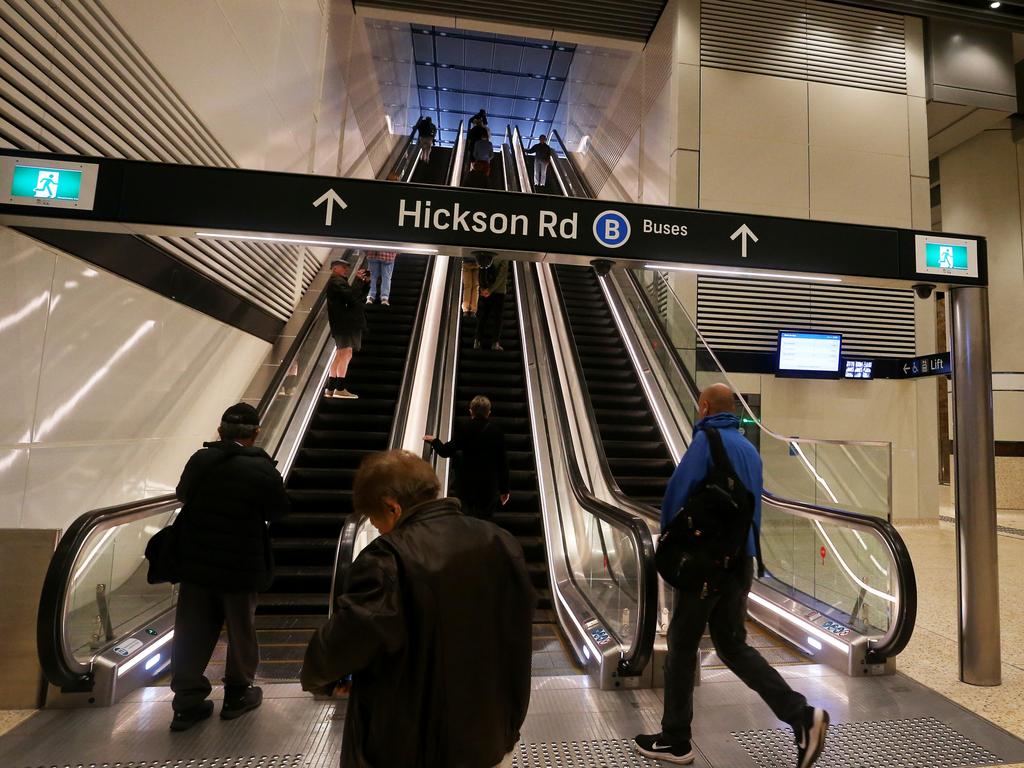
[519,261,658,684]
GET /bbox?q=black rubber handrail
[621,268,918,661]
[37,136,420,691]
[522,262,658,677]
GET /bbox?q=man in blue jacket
[635,383,829,768]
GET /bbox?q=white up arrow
[313,188,348,226]
[730,224,759,258]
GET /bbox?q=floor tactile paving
[733,718,1003,768]
[21,756,305,768]
[513,739,661,767]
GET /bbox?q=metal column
[948,286,1001,685]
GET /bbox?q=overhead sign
[896,352,952,379]
[0,150,987,286]
[1,155,99,210]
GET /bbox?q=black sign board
[893,352,952,379]
[0,150,988,287]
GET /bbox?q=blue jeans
[368,259,395,300]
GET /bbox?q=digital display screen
[844,360,874,380]
[777,331,842,378]
[914,234,979,279]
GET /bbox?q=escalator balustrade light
[807,637,823,651]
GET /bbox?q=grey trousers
[171,582,259,712]
[661,559,807,743]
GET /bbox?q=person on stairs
[474,252,508,351]
[524,134,554,189]
[413,115,437,164]
[364,249,397,306]
[423,395,510,522]
[325,257,370,399]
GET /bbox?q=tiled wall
[0,229,269,534]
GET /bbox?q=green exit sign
[11,165,83,201]
[1,156,98,210]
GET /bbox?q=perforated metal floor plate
[513,739,661,767]
[21,758,305,768]
[733,718,1002,768]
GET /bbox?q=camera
[912,283,935,300]
[591,259,615,277]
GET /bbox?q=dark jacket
[326,275,370,334]
[301,498,536,768]
[174,440,290,592]
[467,123,488,148]
[661,412,763,556]
[430,418,510,503]
[525,142,553,162]
[478,258,508,295]
[414,117,437,139]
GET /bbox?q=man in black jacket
[424,395,510,521]
[325,257,371,399]
[301,450,535,768]
[170,403,290,731]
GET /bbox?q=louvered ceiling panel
[358,0,668,42]
[0,0,317,323]
[697,277,917,358]
[701,0,907,95]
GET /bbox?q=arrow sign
[313,188,348,226]
[730,224,759,258]
[903,364,911,374]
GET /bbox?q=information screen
[777,331,842,378]
[844,360,874,380]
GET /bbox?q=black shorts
[333,331,362,352]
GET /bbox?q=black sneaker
[795,707,829,768]
[633,733,694,764]
[170,700,213,732]
[221,686,263,720]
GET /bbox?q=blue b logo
[593,210,631,248]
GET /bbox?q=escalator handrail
[446,120,465,187]
[331,252,440,613]
[524,263,658,676]
[621,269,917,660]
[36,147,417,691]
[550,130,596,199]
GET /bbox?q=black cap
[221,402,259,427]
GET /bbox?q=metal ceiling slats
[2,0,318,322]
[362,0,667,42]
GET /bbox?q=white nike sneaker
[795,707,830,768]
[633,734,694,764]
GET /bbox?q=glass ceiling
[411,25,576,148]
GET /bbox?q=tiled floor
[896,516,1024,740]
[0,711,33,738]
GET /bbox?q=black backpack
[655,427,762,598]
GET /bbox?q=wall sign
[895,352,952,379]
[0,155,99,210]
[914,234,979,279]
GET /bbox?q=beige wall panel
[912,176,931,230]
[701,68,809,144]
[996,457,1024,509]
[0,449,29,528]
[606,132,642,202]
[908,96,929,179]
[809,83,910,158]
[904,16,927,99]
[809,147,912,227]
[941,130,1024,374]
[677,63,700,151]
[700,133,810,217]
[993,391,1024,442]
[671,149,699,208]
[676,0,700,66]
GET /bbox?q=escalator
[551,265,675,510]
[252,256,429,680]
[453,278,553,624]
[411,146,454,186]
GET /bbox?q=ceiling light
[991,1,1001,7]
[196,232,438,255]
[645,263,843,283]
